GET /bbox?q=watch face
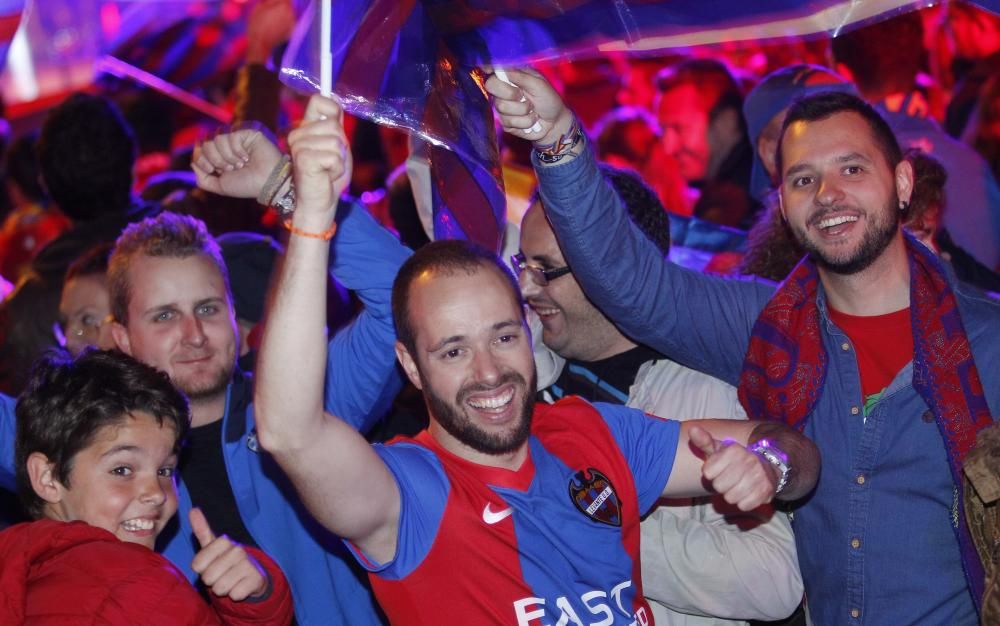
[751,441,790,494]
[275,192,296,216]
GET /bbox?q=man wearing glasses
[512,164,804,626]
[512,166,666,405]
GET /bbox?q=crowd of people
[0,1,998,625]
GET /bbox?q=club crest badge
[568,468,621,527]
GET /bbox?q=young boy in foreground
[0,349,293,625]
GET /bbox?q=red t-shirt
[828,306,913,406]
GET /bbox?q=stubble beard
[425,370,537,456]
[793,195,900,276]
[177,360,235,402]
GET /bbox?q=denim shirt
[801,293,981,626]
[535,145,1000,626]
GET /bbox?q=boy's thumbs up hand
[189,507,268,602]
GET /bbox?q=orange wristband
[282,219,337,240]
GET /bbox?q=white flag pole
[320,0,332,97]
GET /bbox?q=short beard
[794,196,900,275]
[177,362,234,402]
[425,370,536,456]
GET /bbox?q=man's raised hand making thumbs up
[664,421,818,510]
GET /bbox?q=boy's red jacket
[0,519,293,625]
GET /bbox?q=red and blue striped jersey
[349,397,680,625]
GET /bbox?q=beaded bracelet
[282,219,337,240]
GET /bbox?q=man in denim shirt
[487,69,999,625]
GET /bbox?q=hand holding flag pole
[493,68,542,134]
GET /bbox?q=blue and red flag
[280,0,1000,251]
[282,0,506,250]
[970,1,1000,16]
[107,0,249,92]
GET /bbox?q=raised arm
[485,69,774,383]
[192,126,284,200]
[253,96,400,563]
[193,125,411,432]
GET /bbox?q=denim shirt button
[851,537,861,549]
[850,608,860,619]
[850,406,860,415]
[841,342,851,351]
[856,474,866,485]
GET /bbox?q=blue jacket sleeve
[534,146,776,384]
[0,392,15,491]
[323,200,412,432]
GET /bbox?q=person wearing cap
[737,66,859,283]
[743,65,858,205]
[741,64,1000,292]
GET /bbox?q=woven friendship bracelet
[533,119,584,164]
[282,219,337,240]
[256,154,292,206]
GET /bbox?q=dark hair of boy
[14,349,190,518]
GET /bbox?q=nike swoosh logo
[482,503,513,524]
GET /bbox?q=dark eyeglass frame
[510,252,572,286]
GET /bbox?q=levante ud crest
[568,468,621,527]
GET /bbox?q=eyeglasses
[54,313,114,348]
[510,252,572,286]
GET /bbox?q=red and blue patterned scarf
[738,233,994,612]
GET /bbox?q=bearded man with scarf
[487,71,999,626]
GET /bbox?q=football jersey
[348,397,680,625]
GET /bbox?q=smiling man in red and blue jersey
[252,95,820,625]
